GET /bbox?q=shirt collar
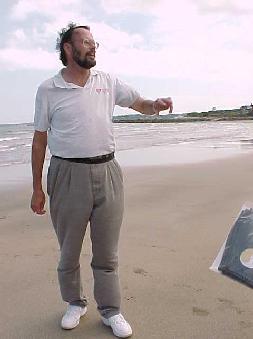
[53,68,98,89]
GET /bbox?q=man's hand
[31,189,46,215]
[153,97,173,114]
[130,96,173,115]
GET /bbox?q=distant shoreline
[113,116,253,123]
[1,116,253,126]
[113,106,253,123]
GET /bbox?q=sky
[0,0,253,124]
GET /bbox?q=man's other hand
[153,97,173,114]
[31,190,46,215]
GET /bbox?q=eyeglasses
[82,39,99,49]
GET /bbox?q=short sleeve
[114,78,140,107]
[34,85,50,131]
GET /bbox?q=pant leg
[48,157,93,307]
[89,158,124,318]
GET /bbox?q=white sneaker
[61,305,87,330]
[102,313,132,338]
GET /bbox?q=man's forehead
[72,28,93,39]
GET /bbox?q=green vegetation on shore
[113,106,253,123]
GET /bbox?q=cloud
[193,0,253,15]
[100,0,159,14]
[1,0,252,113]
[3,0,148,71]
[0,47,59,70]
[2,0,252,80]
[92,22,144,52]
[11,0,81,20]
[12,29,27,42]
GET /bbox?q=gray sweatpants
[47,156,124,318]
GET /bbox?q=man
[31,23,173,338]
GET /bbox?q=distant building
[240,105,252,110]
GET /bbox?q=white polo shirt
[34,69,140,158]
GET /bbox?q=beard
[72,46,96,69]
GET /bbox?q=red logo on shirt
[96,88,109,94]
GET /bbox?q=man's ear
[63,42,72,59]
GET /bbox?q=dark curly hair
[56,22,90,66]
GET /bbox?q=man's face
[69,28,97,69]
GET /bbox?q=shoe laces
[111,314,127,325]
[66,306,81,318]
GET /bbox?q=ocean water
[1,121,253,167]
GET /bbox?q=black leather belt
[53,152,114,164]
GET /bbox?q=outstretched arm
[130,97,173,115]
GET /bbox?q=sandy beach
[2,153,253,339]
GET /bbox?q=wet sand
[1,153,253,338]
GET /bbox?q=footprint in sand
[124,296,136,302]
[151,245,176,252]
[217,298,233,307]
[239,320,253,328]
[217,298,244,315]
[174,283,202,293]
[192,306,209,316]
[133,267,148,276]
